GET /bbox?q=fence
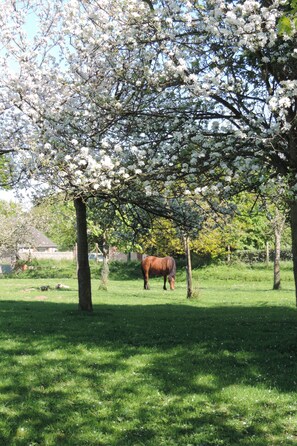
[227,249,292,263]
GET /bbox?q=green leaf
[278,16,293,35]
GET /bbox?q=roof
[28,228,57,249]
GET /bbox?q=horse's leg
[142,266,149,290]
[163,275,167,290]
[144,271,150,290]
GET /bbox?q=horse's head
[169,276,175,290]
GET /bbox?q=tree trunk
[289,129,297,304]
[184,235,193,298]
[266,241,269,265]
[290,201,297,305]
[100,232,109,290]
[95,243,99,263]
[272,208,286,290]
[227,245,231,264]
[273,228,281,290]
[73,243,77,262]
[74,197,93,312]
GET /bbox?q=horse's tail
[168,257,176,279]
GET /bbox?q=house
[0,228,59,271]
[18,228,58,254]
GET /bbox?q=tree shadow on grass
[0,300,297,445]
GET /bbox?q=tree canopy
[1,0,297,303]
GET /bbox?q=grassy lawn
[1,262,297,445]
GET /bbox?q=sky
[0,189,17,202]
[0,189,33,209]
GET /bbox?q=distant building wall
[20,251,74,261]
[108,248,141,262]
[19,249,141,262]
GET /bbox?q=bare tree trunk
[266,241,270,265]
[272,208,285,290]
[73,243,77,262]
[289,130,297,304]
[290,201,297,305]
[273,228,281,290]
[74,197,93,312]
[227,245,231,264]
[184,235,193,298]
[100,232,109,290]
[95,243,99,263]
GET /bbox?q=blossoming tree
[122,0,297,300]
[2,0,297,306]
[1,0,203,309]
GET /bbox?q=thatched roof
[16,227,57,251]
[28,228,57,249]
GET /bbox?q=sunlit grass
[0,262,297,445]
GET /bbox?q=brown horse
[141,256,176,290]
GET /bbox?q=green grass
[0,262,297,445]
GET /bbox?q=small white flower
[114,144,122,153]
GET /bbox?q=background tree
[87,199,118,290]
[279,0,297,35]
[270,207,287,290]
[31,197,76,251]
[0,200,35,264]
[260,180,291,290]
[139,218,184,257]
[122,0,297,300]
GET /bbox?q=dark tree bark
[289,129,297,304]
[273,226,282,290]
[74,197,93,312]
[290,201,297,305]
